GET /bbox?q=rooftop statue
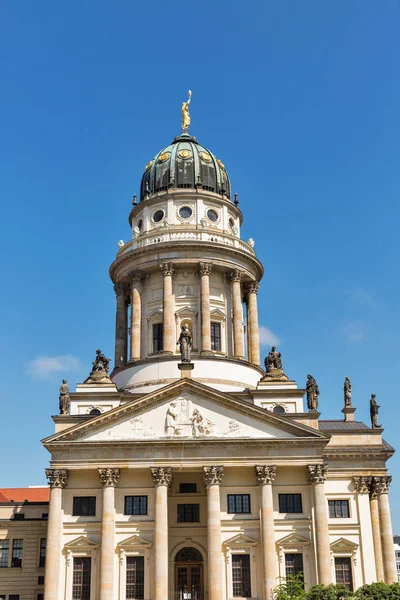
[261,346,288,381]
[344,376,352,407]
[306,374,320,411]
[181,90,192,133]
[84,349,112,384]
[59,379,70,415]
[370,394,381,428]
[178,324,192,363]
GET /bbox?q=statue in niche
[165,400,181,436]
[306,374,320,411]
[262,346,288,381]
[190,409,215,437]
[178,324,192,362]
[344,376,352,407]
[370,394,381,428]
[59,379,70,415]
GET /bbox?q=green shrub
[305,584,354,599]
[274,574,306,600]
[354,582,400,599]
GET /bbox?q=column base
[178,363,194,379]
[200,350,214,356]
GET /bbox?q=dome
[140,133,231,201]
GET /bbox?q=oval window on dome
[207,209,218,222]
[178,149,192,159]
[229,217,235,231]
[145,160,153,171]
[217,159,225,170]
[137,219,143,231]
[199,151,212,162]
[153,209,164,223]
[159,152,170,163]
[179,206,193,219]
[273,405,286,414]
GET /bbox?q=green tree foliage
[305,584,354,599]
[354,582,400,599]
[274,574,306,600]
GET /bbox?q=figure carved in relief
[190,409,214,437]
[178,324,192,362]
[165,400,181,436]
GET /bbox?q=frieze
[98,468,120,487]
[255,465,276,485]
[150,466,172,487]
[308,464,328,483]
[203,465,224,486]
[46,468,68,489]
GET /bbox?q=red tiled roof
[0,488,50,503]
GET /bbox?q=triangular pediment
[330,537,358,552]
[64,536,98,550]
[43,379,328,445]
[117,535,152,551]
[277,533,311,547]
[224,534,258,548]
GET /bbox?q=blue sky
[1,1,399,530]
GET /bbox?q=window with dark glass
[73,557,91,600]
[152,323,163,353]
[9,596,20,600]
[72,496,96,517]
[232,554,251,597]
[179,483,197,494]
[211,322,221,352]
[0,595,5,600]
[126,556,144,599]
[285,553,304,579]
[177,504,200,522]
[227,494,251,514]
[14,513,25,520]
[207,209,218,222]
[0,539,9,567]
[329,500,350,518]
[11,539,23,567]
[124,496,148,516]
[37,595,44,600]
[39,538,46,567]
[335,557,353,590]
[153,209,164,223]
[179,206,193,219]
[278,494,303,513]
[38,575,45,584]
[42,513,48,520]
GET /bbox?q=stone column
[246,281,260,366]
[203,466,224,600]
[114,282,129,368]
[44,469,68,600]
[99,468,120,600]
[160,263,175,354]
[353,476,376,584]
[130,274,143,361]
[369,479,384,582]
[151,467,172,600]
[308,464,331,585]
[255,465,277,600]
[229,270,245,359]
[199,262,212,354]
[375,476,397,583]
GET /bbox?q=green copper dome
[140,133,231,201]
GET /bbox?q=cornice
[323,445,394,460]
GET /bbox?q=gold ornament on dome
[181,90,192,133]
[178,149,192,159]
[145,160,153,171]
[199,151,212,162]
[159,152,170,163]
[217,159,225,170]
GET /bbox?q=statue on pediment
[84,349,112,384]
[370,394,381,428]
[344,376,352,407]
[191,409,215,437]
[59,379,70,415]
[306,374,319,411]
[178,325,192,363]
[261,346,288,381]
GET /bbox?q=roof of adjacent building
[0,487,50,503]
[319,420,370,431]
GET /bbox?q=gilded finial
[181,90,192,133]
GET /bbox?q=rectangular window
[39,538,46,568]
[211,322,221,352]
[72,496,96,517]
[9,596,20,600]
[329,500,350,518]
[285,553,304,579]
[227,494,251,514]
[126,556,144,600]
[179,483,197,494]
[38,595,44,600]
[177,504,200,522]
[11,539,23,568]
[152,323,163,353]
[232,554,251,597]
[335,557,353,590]
[73,557,91,600]
[38,575,45,584]
[279,494,303,513]
[14,514,25,520]
[0,595,5,600]
[124,496,148,516]
[42,513,48,520]
[0,540,9,568]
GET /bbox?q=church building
[25,97,398,600]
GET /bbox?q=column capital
[228,269,245,283]
[114,282,129,297]
[160,262,174,277]
[203,465,224,487]
[308,464,328,483]
[255,465,276,485]
[150,466,172,487]
[353,475,372,494]
[245,280,259,295]
[371,475,392,496]
[99,468,120,487]
[45,468,68,489]
[199,262,212,276]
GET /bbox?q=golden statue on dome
[181,90,192,133]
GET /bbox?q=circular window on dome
[137,219,143,231]
[159,152,170,163]
[199,151,212,162]
[273,405,286,414]
[179,206,193,219]
[178,149,192,159]
[153,209,164,223]
[207,209,218,222]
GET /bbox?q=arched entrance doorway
[174,547,203,600]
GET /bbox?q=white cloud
[340,319,369,343]
[25,354,82,380]
[344,288,377,310]
[259,326,280,347]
